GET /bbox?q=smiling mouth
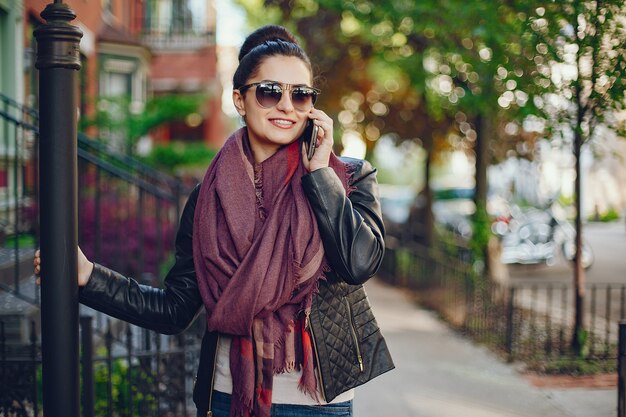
[270,118,296,128]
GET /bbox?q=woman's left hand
[302,108,334,172]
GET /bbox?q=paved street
[353,278,615,417]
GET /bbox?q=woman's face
[233,55,313,162]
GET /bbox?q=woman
[35,25,393,417]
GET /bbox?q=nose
[275,89,295,112]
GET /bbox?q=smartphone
[301,120,319,160]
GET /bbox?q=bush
[538,357,616,375]
[600,208,620,222]
[141,141,216,174]
[4,233,36,248]
[588,207,621,222]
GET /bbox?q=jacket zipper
[344,298,364,372]
[207,334,219,417]
[305,314,328,402]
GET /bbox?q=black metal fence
[379,241,621,367]
[0,320,39,417]
[0,94,39,305]
[1,315,204,417]
[0,91,190,307]
[0,93,201,416]
[77,131,185,283]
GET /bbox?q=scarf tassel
[298,317,320,403]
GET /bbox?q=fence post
[126,323,134,417]
[181,333,188,417]
[80,316,95,417]
[105,320,113,417]
[1,322,5,415]
[156,332,162,414]
[34,2,83,417]
[30,321,39,417]
[617,321,626,417]
[464,277,473,331]
[506,287,516,362]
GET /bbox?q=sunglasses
[238,81,321,112]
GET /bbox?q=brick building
[22,0,224,150]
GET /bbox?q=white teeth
[272,119,294,125]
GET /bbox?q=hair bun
[238,25,299,62]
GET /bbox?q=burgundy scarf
[192,128,352,417]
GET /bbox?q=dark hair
[233,25,313,89]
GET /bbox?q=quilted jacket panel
[310,274,395,402]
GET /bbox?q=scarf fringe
[272,325,291,374]
[297,376,321,403]
[231,390,254,417]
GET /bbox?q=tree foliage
[140,141,217,174]
[235,0,463,246]
[234,0,626,268]
[517,0,626,353]
[81,94,206,155]
[520,0,626,143]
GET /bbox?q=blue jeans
[199,390,353,417]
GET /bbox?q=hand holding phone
[302,120,319,160]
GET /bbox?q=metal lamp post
[34,1,83,417]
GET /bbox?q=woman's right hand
[34,246,94,287]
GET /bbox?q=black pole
[34,3,82,417]
[617,321,626,417]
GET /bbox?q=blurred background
[0,0,625,415]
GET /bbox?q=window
[143,0,213,49]
[100,57,137,98]
[98,56,145,153]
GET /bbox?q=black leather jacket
[79,157,394,416]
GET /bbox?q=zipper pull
[358,355,364,372]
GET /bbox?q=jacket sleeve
[301,159,385,285]
[78,185,204,335]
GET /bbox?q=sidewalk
[353,278,615,417]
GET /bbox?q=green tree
[141,141,217,175]
[234,1,545,256]
[416,1,547,267]
[335,1,540,263]
[520,0,626,353]
[81,94,206,156]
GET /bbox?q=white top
[213,335,355,405]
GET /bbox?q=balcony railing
[142,29,216,50]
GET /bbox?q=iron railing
[0,94,39,305]
[0,320,39,417]
[140,1,216,51]
[1,315,204,417]
[379,241,621,367]
[0,92,190,305]
[76,137,184,285]
[0,93,201,416]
